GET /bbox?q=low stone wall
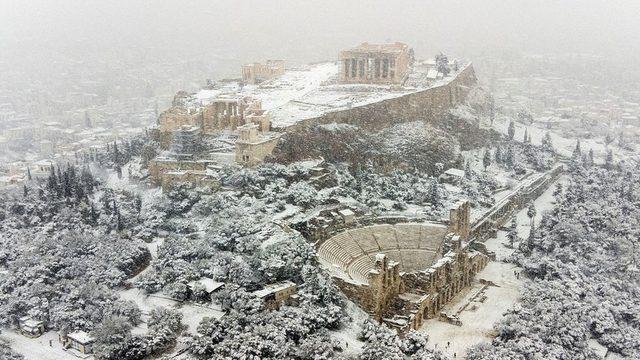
[160,171,220,192]
[470,164,564,240]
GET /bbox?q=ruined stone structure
[448,200,471,239]
[151,43,482,190]
[151,93,279,188]
[235,123,280,166]
[150,124,280,188]
[315,201,489,332]
[157,94,266,148]
[470,164,564,240]
[200,96,265,134]
[242,60,285,85]
[340,42,413,85]
[158,106,195,135]
[310,165,565,332]
[156,169,221,192]
[170,126,201,158]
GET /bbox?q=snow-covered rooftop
[67,331,94,344]
[19,316,43,328]
[187,278,224,293]
[253,281,296,298]
[338,208,355,217]
[443,168,465,178]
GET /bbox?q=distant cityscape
[2,49,640,188]
[479,53,640,142]
[0,44,224,184]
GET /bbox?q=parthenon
[340,42,414,85]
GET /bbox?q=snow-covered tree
[505,146,515,168]
[482,148,491,170]
[0,339,23,360]
[429,179,441,207]
[506,218,518,248]
[587,148,594,166]
[495,146,503,164]
[572,139,582,159]
[91,316,134,360]
[605,149,614,169]
[464,160,473,179]
[507,120,515,140]
[541,132,554,153]
[435,53,450,76]
[473,162,640,358]
[526,202,537,227]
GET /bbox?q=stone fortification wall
[280,64,478,133]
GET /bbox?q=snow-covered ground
[1,330,92,360]
[419,174,564,358]
[192,61,470,129]
[329,300,368,357]
[493,117,634,163]
[118,289,224,335]
[118,236,224,336]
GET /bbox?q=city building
[439,168,465,184]
[187,277,225,301]
[59,331,95,354]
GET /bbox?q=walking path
[1,330,92,360]
[420,174,565,358]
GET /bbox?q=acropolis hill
[149,43,479,189]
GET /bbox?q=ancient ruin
[242,60,285,84]
[149,42,478,189]
[315,201,489,332]
[340,42,413,84]
[157,94,267,146]
[235,122,280,166]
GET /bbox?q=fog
[0,0,639,152]
[2,0,639,78]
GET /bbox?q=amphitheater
[317,222,450,284]
[313,202,492,332]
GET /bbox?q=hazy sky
[1,0,639,76]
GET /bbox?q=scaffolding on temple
[170,126,201,159]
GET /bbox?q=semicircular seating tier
[317,223,449,284]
